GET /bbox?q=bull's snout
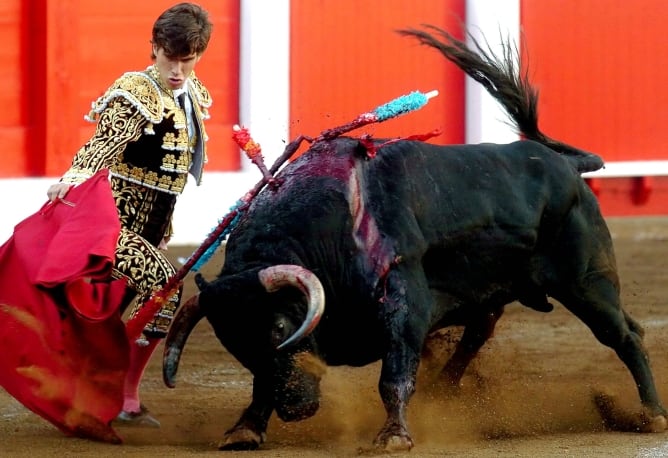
[273,351,325,422]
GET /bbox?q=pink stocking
[122,337,161,413]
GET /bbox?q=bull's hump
[282,146,355,184]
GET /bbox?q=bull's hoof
[373,432,414,452]
[382,435,414,452]
[642,414,668,433]
[594,391,668,433]
[218,428,266,451]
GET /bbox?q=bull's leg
[439,307,504,390]
[374,264,433,451]
[556,271,667,431]
[219,379,273,450]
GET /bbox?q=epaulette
[188,72,212,109]
[85,72,164,124]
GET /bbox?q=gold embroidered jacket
[61,66,212,195]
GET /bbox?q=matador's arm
[61,98,147,185]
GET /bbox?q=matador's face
[152,46,201,90]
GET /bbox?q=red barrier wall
[521,0,668,215]
[0,0,240,178]
[289,0,466,148]
[3,1,668,216]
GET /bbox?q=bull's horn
[163,293,205,388]
[258,265,325,350]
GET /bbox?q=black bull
[163,26,667,451]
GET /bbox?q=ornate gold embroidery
[113,227,181,335]
[64,66,210,192]
[87,72,164,124]
[158,174,174,190]
[173,174,187,190]
[163,132,177,150]
[161,153,190,173]
[162,154,176,168]
[144,171,159,188]
[171,106,187,130]
[177,129,189,149]
[160,128,189,152]
[110,163,188,195]
[188,72,212,109]
[113,177,157,235]
[63,99,145,184]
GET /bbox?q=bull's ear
[194,273,209,290]
[199,268,266,304]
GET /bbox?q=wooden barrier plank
[43,0,80,176]
[521,0,668,162]
[289,0,466,147]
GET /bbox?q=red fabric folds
[0,169,129,443]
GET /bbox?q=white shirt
[174,86,203,181]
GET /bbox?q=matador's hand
[47,183,73,202]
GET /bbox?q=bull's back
[360,139,594,250]
[230,136,599,280]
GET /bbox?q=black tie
[178,92,187,110]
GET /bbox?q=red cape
[0,170,129,443]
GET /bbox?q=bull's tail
[397,25,604,173]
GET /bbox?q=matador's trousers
[109,175,182,338]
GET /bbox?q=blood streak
[347,163,394,280]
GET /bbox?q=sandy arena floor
[1,217,668,457]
